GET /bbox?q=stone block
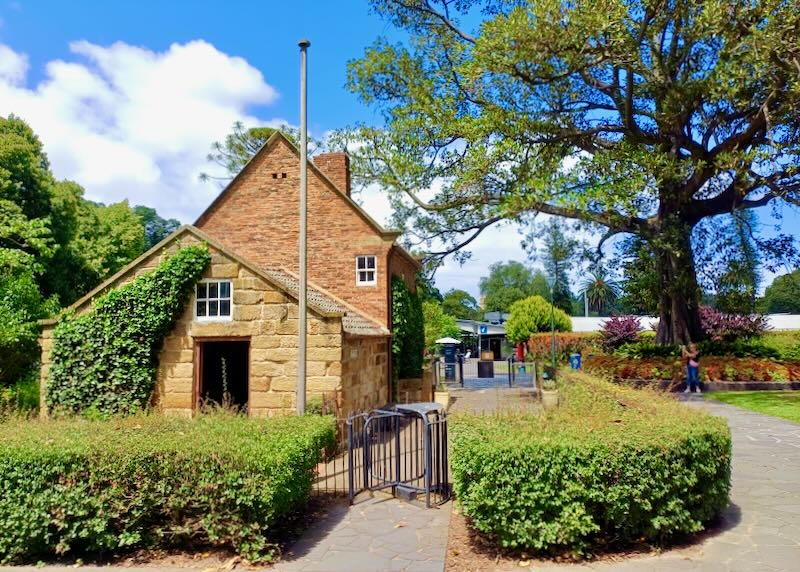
[190,321,253,337]
[309,334,341,348]
[250,376,271,392]
[269,375,295,392]
[235,277,268,290]
[164,336,193,351]
[250,361,284,377]
[235,306,261,321]
[160,349,193,364]
[326,361,342,376]
[210,263,239,278]
[161,392,193,409]
[308,376,340,392]
[262,305,289,320]
[308,347,342,361]
[165,363,193,378]
[262,291,288,304]
[251,335,280,349]
[162,408,193,419]
[277,319,299,335]
[233,290,262,305]
[266,347,298,361]
[250,391,291,409]
[164,378,193,394]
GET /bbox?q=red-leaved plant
[699,307,770,342]
[600,315,643,351]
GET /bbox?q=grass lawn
[710,391,800,424]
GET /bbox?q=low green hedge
[0,413,335,563]
[450,372,731,556]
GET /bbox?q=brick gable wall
[196,137,399,327]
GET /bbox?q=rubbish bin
[477,361,494,378]
[569,353,582,370]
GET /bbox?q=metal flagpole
[297,39,310,414]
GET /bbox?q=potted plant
[434,378,450,410]
[540,365,559,410]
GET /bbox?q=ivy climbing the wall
[46,245,211,416]
[391,275,424,380]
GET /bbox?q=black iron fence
[433,356,536,388]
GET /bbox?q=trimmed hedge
[584,355,800,382]
[450,373,731,556]
[0,413,335,563]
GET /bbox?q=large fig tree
[344,0,800,344]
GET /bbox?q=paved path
[488,396,800,571]
[275,495,450,572]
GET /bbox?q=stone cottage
[39,132,421,417]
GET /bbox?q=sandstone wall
[340,335,390,416]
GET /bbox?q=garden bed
[0,413,335,564]
[583,355,800,383]
[449,372,731,558]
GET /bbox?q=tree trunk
[654,224,704,345]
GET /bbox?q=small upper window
[356,256,377,286]
[196,280,232,320]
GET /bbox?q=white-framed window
[356,255,377,286]
[195,280,233,320]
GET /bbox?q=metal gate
[347,403,450,508]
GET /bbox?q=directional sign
[479,325,488,334]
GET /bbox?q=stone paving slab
[274,494,450,572]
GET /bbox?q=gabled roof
[194,131,407,245]
[41,225,391,337]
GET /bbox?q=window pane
[196,301,207,316]
[220,300,231,316]
[367,257,375,269]
[219,281,230,298]
[209,300,219,316]
[197,283,207,299]
[367,271,375,282]
[209,282,218,298]
[357,257,365,269]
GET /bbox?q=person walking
[682,342,701,394]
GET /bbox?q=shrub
[526,332,602,362]
[450,373,731,556]
[391,275,424,378]
[615,341,680,358]
[46,245,210,416]
[583,355,800,382]
[505,295,571,343]
[0,413,335,563]
[699,307,769,342]
[599,315,642,351]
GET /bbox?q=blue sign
[479,325,488,334]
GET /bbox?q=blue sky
[0,1,795,298]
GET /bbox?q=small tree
[422,301,462,352]
[505,295,572,344]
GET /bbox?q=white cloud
[0,40,279,221]
[0,44,27,85]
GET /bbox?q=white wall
[570,315,800,332]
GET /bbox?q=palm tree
[580,269,621,315]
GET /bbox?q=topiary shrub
[46,245,210,415]
[527,332,601,362]
[505,295,572,343]
[451,372,731,556]
[391,275,424,378]
[0,413,335,563]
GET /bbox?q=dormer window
[356,256,377,286]
[196,280,233,320]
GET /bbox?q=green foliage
[615,237,659,315]
[580,268,620,315]
[422,300,461,352]
[450,373,731,556]
[527,333,601,362]
[0,413,335,563]
[346,0,800,344]
[391,275,424,378]
[46,245,210,415]
[133,205,181,249]
[761,270,800,314]
[441,288,480,320]
[0,270,57,387]
[479,261,549,313]
[535,218,578,314]
[505,295,571,343]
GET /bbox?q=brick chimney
[314,152,351,196]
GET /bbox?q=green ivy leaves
[391,275,424,380]
[46,245,211,415]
